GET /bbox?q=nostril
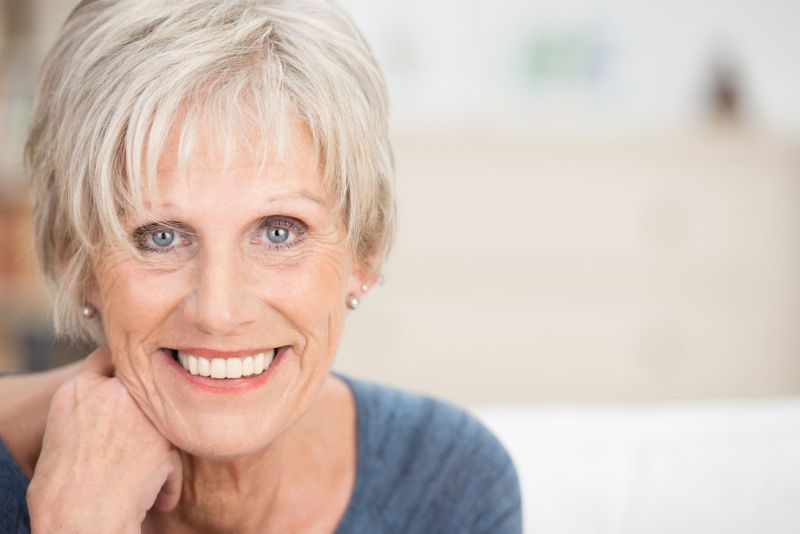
[184,277,260,337]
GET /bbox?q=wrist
[27,483,136,534]
[0,363,84,477]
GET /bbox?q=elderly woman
[0,1,521,532]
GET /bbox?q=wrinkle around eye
[253,216,308,250]
[131,221,195,255]
[248,236,345,269]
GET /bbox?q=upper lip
[169,347,276,358]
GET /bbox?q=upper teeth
[177,350,276,379]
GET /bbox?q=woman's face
[90,122,366,458]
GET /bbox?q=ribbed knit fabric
[0,435,29,533]
[334,374,522,533]
[0,374,521,533]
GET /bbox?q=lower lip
[161,348,288,394]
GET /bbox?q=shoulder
[0,440,31,533]
[345,375,513,469]
[338,374,522,534]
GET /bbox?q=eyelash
[132,217,308,254]
[255,216,307,250]
[132,223,187,254]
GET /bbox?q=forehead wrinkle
[142,186,329,211]
[153,141,316,194]
[139,118,329,215]
[155,112,313,174]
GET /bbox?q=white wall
[335,128,800,404]
[12,0,800,404]
[341,0,800,134]
[27,0,800,133]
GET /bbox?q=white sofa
[476,398,800,534]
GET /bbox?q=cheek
[94,261,181,374]
[281,250,349,302]
[265,249,351,353]
[100,265,183,340]
[96,245,353,350]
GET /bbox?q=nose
[183,247,258,337]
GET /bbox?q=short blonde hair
[26,0,395,342]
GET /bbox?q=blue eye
[266,227,289,244]
[151,229,175,247]
[132,222,189,253]
[258,217,306,249]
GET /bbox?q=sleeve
[457,419,523,534]
[0,439,32,534]
[414,400,523,534]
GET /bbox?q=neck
[184,442,286,532]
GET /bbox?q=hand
[27,348,183,533]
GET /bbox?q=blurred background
[1,0,799,404]
[2,1,799,532]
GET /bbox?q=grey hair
[25,0,395,342]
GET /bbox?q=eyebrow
[264,190,327,206]
[155,189,327,209]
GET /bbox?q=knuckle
[103,377,130,400]
[50,381,75,409]
[72,373,94,389]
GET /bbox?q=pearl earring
[82,304,96,319]
[361,284,369,293]
[346,294,360,310]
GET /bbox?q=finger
[81,346,114,378]
[153,450,183,512]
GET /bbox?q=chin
[142,345,313,455]
[165,412,284,459]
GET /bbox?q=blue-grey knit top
[0,374,522,533]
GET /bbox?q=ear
[83,270,103,311]
[346,254,380,298]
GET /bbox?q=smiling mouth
[165,348,279,379]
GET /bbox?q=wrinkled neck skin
[145,441,285,533]
[142,374,355,534]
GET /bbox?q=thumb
[153,449,183,512]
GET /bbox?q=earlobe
[345,259,381,310]
[351,259,380,294]
[83,273,102,318]
[346,294,360,310]
[82,304,97,319]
